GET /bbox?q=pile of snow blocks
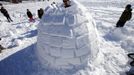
[37,0,99,70]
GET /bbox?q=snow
[0,0,134,75]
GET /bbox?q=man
[26,9,34,22]
[0,7,13,22]
[38,8,44,19]
[116,4,132,27]
[0,3,2,6]
[0,38,5,53]
[63,0,71,8]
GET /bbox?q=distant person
[0,3,2,10]
[116,4,132,27]
[38,8,44,19]
[26,9,34,22]
[51,2,58,9]
[63,0,71,8]
[18,0,22,3]
[0,38,5,53]
[53,2,56,4]
[0,3,2,7]
[0,7,13,22]
[37,10,40,18]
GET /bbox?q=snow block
[38,52,55,67]
[76,34,90,48]
[43,14,52,23]
[88,32,97,42]
[37,43,50,54]
[39,34,63,47]
[75,45,90,57]
[55,58,68,66]
[50,46,61,57]
[37,34,50,45]
[73,23,89,37]
[43,44,51,54]
[90,39,99,59]
[66,14,76,26]
[76,14,88,25]
[66,58,81,65]
[80,54,89,64]
[53,14,65,25]
[60,65,74,69]
[47,35,63,47]
[40,25,73,38]
[61,48,75,58]
[62,38,76,48]
[55,58,81,66]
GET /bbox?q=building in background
[0,0,44,3]
[0,0,22,3]
[11,0,22,3]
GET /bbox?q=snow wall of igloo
[37,0,99,70]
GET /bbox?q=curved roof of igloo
[38,0,94,38]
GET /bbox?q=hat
[126,4,131,9]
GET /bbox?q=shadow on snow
[0,44,41,75]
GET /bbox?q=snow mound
[104,28,127,41]
[37,0,99,70]
[104,26,134,52]
[114,27,134,53]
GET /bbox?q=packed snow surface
[0,0,134,75]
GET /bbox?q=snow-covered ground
[0,0,134,75]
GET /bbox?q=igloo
[37,0,99,69]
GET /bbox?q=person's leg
[29,17,35,22]
[8,15,13,22]
[5,14,12,22]
[6,17,10,22]
[121,22,126,27]
[0,45,5,52]
[116,21,120,27]
[116,21,126,27]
